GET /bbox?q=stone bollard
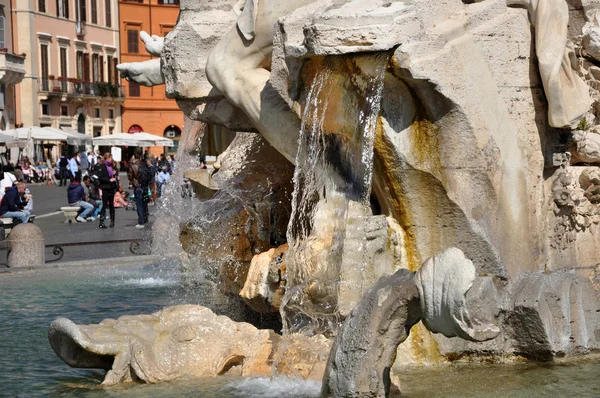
[7,223,45,267]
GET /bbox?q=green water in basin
[0,264,598,397]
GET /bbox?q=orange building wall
[119,0,183,156]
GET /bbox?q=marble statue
[57,0,600,388]
[322,248,499,397]
[507,0,592,128]
[49,248,498,394]
[49,305,281,385]
[117,31,165,86]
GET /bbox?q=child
[113,187,128,208]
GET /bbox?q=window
[60,48,68,79]
[0,7,5,49]
[107,55,112,83]
[83,53,90,81]
[39,0,46,12]
[112,58,118,84]
[94,107,100,118]
[127,30,138,54]
[40,44,49,91]
[61,104,69,116]
[129,82,140,97]
[57,0,69,18]
[105,0,111,27]
[76,51,83,79]
[99,55,104,82]
[41,102,50,115]
[78,0,86,22]
[92,53,99,81]
[158,0,179,4]
[108,108,114,119]
[91,0,97,24]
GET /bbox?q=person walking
[96,153,117,229]
[68,153,79,181]
[58,155,69,186]
[128,154,151,228]
[67,173,94,222]
[79,152,90,177]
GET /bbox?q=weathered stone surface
[506,272,600,360]
[180,133,294,295]
[240,244,288,313]
[49,305,281,385]
[322,269,420,398]
[323,248,499,397]
[162,0,239,100]
[7,223,44,267]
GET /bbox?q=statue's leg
[206,0,319,163]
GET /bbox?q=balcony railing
[39,79,124,98]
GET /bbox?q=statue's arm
[117,59,164,87]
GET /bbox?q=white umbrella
[0,132,25,148]
[5,126,69,142]
[22,131,35,160]
[93,132,174,147]
[44,127,92,146]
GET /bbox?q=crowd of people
[0,151,177,229]
[63,151,176,229]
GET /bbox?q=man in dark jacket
[128,155,150,228]
[0,182,30,223]
[58,155,69,186]
[67,174,94,222]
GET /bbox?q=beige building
[12,0,121,156]
[0,0,26,131]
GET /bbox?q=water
[1,265,600,396]
[283,55,389,334]
[0,264,318,397]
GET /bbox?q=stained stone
[7,223,44,268]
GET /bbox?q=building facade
[0,0,25,131]
[119,0,182,156]
[12,0,122,156]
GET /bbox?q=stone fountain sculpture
[51,0,600,393]
[49,248,498,395]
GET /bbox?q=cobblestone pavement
[0,173,155,266]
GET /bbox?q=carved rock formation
[48,305,281,385]
[506,272,600,360]
[180,133,294,294]
[322,248,499,397]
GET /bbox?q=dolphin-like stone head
[48,305,281,385]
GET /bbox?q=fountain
[39,0,600,396]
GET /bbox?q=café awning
[93,132,174,147]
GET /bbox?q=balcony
[0,52,26,85]
[39,78,124,100]
[76,20,86,37]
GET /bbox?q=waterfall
[282,55,388,335]
[153,116,203,255]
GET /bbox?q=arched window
[128,124,143,134]
[163,125,181,138]
[163,125,181,155]
[77,114,85,135]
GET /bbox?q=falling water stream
[282,55,388,334]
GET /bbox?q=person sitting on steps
[67,173,94,223]
[0,182,30,224]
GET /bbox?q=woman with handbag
[96,153,118,228]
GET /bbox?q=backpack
[138,162,153,187]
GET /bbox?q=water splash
[282,55,389,335]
